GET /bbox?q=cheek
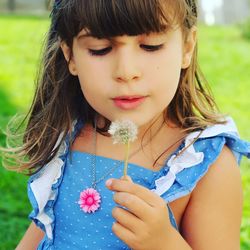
[147,50,182,108]
[75,58,109,96]
[78,74,102,103]
[149,51,182,90]
[76,57,106,80]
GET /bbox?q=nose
[112,48,142,83]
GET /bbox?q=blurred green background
[0,14,250,249]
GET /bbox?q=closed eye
[140,44,164,51]
[88,44,164,56]
[88,47,112,56]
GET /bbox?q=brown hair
[1,0,224,174]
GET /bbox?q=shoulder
[181,146,243,249]
[190,145,242,204]
[196,146,241,189]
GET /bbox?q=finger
[106,178,162,207]
[112,221,135,247]
[112,206,144,233]
[113,192,153,220]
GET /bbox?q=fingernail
[106,179,112,187]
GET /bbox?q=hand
[105,176,174,250]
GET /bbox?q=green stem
[124,142,130,177]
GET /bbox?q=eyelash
[88,44,164,56]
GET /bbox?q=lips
[112,96,146,110]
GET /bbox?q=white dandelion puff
[108,120,138,144]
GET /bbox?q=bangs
[56,0,189,41]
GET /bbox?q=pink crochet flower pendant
[78,188,101,213]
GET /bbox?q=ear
[182,26,197,69]
[60,41,78,76]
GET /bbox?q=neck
[136,114,166,142]
[79,114,185,170]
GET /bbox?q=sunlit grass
[198,25,250,139]
[0,15,49,110]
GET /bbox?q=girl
[3,0,250,249]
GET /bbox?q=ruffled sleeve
[28,135,68,240]
[151,117,250,203]
[27,120,82,246]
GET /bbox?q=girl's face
[62,27,196,128]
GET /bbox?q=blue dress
[27,117,250,249]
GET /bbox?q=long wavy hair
[1,0,224,174]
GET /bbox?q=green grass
[0,15,50,250]
[0,16,250,249]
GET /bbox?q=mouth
[112,95,147,110]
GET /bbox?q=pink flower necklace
[78,119,164,213]
[78,122,124,213]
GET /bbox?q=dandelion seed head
[108,120,138,144]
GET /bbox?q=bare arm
[181,146,243,250]
[16,222,44,250]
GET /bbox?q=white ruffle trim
[152,117,238,196]
[29,121,78,239]
[152,141,204,196]
[29,133,67,239]
[186,116,238,142]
